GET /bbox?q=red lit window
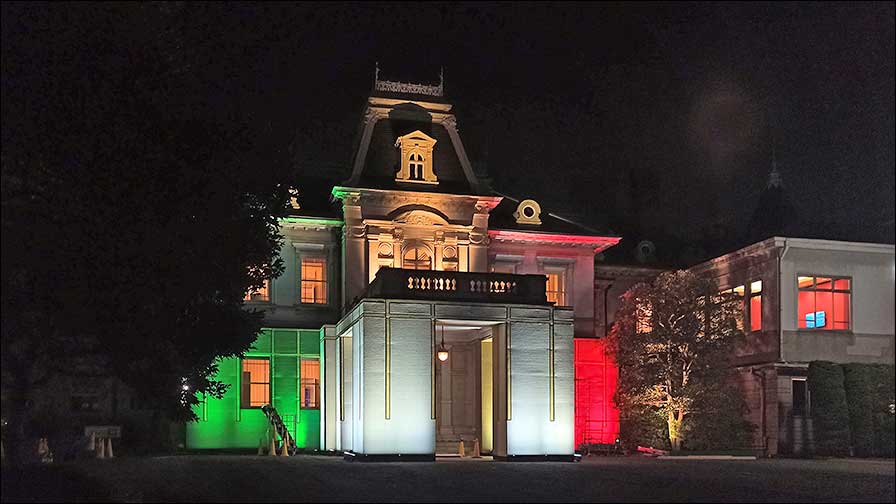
[749,280,762,332]
[300,359,320,409]
[798,276,851,330]
[301,258,327,304]
[241,358,270,408]
[244,279,270,302]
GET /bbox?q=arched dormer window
[403,245,432,270]
[409,153,425,180]
[395,131,438,184]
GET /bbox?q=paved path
[3,455,894,502]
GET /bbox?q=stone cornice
[489,229,620,252]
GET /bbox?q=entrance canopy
[320,269,575,460]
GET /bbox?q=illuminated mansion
[185,73,620,460]
[185,72,895,459]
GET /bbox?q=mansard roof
[344,88,488,195]
[488,194,616,238]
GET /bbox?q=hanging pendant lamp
[437,324,449,362]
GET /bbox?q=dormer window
[395,131,438,184]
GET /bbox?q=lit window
[545,268,567,306]
[300,359,320,409]
[718,286,746,331]
[301,258,327,304]
[798,276,851,330]
[244,279,270,302]
[403,245,431,270]
[241,358,270,408]
[749,280,762,332]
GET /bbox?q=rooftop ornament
[374,62,444,97]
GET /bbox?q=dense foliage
[807,361,851,456]
[606,270,753,450]
[2,3,295,462]
[841,363,895,457]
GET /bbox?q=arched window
[403,245,431,270]
[409,153,424,180]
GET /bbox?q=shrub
[842,364,876,456]
[808,361,851,456]
[842,363,895,457]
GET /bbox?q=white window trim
[295,245,331,306]
[795,273,853,332]
[538,258,574,307]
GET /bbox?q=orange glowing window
[241,358,270,408]
[403,246,431,270]
[798,276,851,330]
[301,258,327,304]
[545,269,567,306]
[244,279,270,302]
[749,280,762,332]
[300,359,320,409]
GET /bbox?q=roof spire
[767,141,782,189]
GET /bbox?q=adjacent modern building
[689,237,896,455]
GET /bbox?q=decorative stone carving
[345,224,367,239]
[375,79,443,97]
[513,199,542,225]
[443,245,457,259]
[441,115,458,131]
[377,242,393,258]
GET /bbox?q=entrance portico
[320,268,575,461]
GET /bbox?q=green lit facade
[186,328,323,450]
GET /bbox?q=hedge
[842,363,895,457]
[807,361,851,456]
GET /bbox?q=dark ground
[2,455,894,503]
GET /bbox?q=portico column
[340,193,367,308]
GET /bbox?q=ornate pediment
[393,209,450,226]
[394,131,438,185]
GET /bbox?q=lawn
[2,455,894,503]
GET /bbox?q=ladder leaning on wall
[262,404,297,455]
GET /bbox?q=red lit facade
[574,338,620,446]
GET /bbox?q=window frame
[796,274,853,332]
[402,243,433,271]
[540,260,573,307]
[299,255,329,305]
[300,358,321,410]
[240,357,271,409]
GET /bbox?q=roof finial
[375,61,380,85]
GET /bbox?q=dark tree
[2,3,294,463]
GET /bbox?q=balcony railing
[364,268,549,305]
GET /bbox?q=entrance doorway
[434,321,500,457]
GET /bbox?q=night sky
[4,2,894,261]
